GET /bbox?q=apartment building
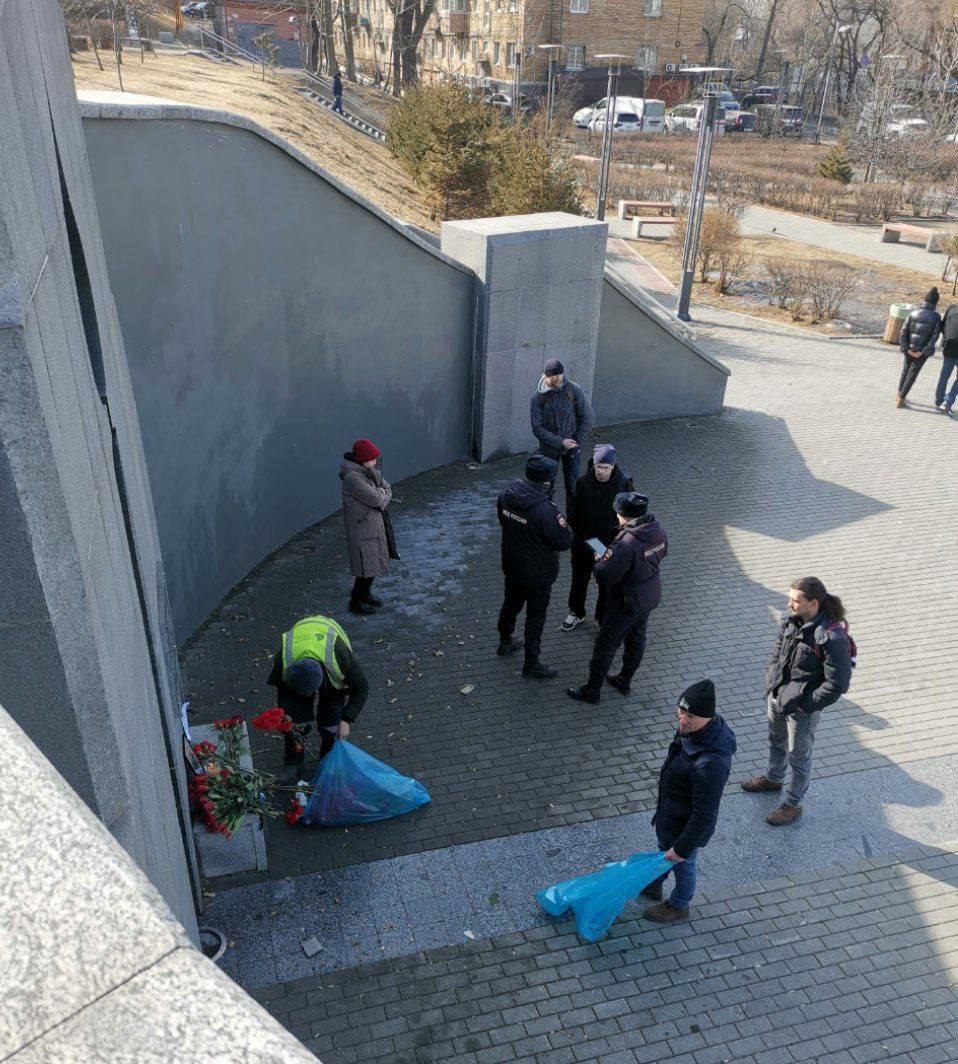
[349,0,707,100]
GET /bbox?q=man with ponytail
[742,577,853,826]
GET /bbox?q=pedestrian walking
[897,287,943,407]
[530,357,595,517]
[935,300,958,414]
[561,443,634,632]
[267,614,369,766]
[742,577,854,826]
[641,680,736,922]
[567,491,667,704]
[496,455,573,679]
[332,71,344,113]
[340,439,392,615]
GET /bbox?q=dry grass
[70,49,434,229]
[635,231,955,332]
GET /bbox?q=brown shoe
[766,803,803,826]
[741,775,783,793]
[895,395,906,408]
[644,900,689,923]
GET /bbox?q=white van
[583,97,666,133]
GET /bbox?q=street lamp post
[676,92,718,322]
[594,54,629,222]
[537,43,564,134]
[815,23,853,142]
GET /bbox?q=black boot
[606,673,631,696]
[567,684,601,704]
[349,599,376,615]
[523,659,557,679]
[497,635,523,657]
[364,593,384,607]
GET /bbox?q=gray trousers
[767,696,821,807]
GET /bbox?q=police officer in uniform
[267,614,369,765]
[496,455,574,679]
[567,491,667,704]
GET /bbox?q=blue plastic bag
[536,851,672,942]
[301,740,430,826]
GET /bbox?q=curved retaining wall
[80,97,475,640]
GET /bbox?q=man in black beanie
[897,287,943,407]
[567,491,667,703]
[642,680,736,922]
[496,455,573,678]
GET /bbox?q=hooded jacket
[570,461,634,545]
[900,301,943,356]
[530,376,596,459]
[593,513,668,614]
[497,478,573,585]
[764,611,852,715]
[340,454,392,578]
[653,715,737,859]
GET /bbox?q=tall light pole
[538,43,563,134]
[594,53,629,221]
[815,23,853,142]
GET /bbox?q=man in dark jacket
[742,577,853,826]
[267,615,369,768]
[496,455,573,678]
[642,679,736,922]
[567,491,667,704]
[530,357,595,517]
[562,443,634,632]
[332,71,344,113]
[935,301,958,414]
[897,287,943,407]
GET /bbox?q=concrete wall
[593,272,729,425]
[0,0,198,932]
[79,98,475,641]
[0,703,316,1062]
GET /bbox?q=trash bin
[883,302,913,344]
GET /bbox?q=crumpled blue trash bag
[301,739,430,826]
[536,851,672,942]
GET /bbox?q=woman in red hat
[339,439,393,614]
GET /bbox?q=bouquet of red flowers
[252,707,295,734]
[188,718,274,837]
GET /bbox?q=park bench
[630,215,680,239]
[881,222,943,253]
[617,200,677,220]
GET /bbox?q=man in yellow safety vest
[267,615,370,765]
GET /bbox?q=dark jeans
[351,576,374,604]
[649,834,699,910]
[586,602,651,690]
[899,352,930,397]
[497,577,552,662]
[569,542,608,621]
[332,93,344,114]
[560,447,580,518]
[935,355,958,408]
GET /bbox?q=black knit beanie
[678,679,716,718]
[925,287,940,306]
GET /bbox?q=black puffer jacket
[652,715,736,859]
[764,612,852,715]
[570,461,634,545]
[900,301,943,356]
[497,478,573,585]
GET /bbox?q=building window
[493,40,500,64]
[569,0,589,11]
[566,44,585,70]
[635,44,657,71]
[644,0,662,14]
[506,41,516,67]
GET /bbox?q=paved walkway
[184,301,958,1061]
[740,205,946,277]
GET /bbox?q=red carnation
[192,741,217,759]
[285,799,305,826]
[252,707,294,734]
[213,715,243,730]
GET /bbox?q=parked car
[696,86,740,113]
[666,102,726,135]
[726,110,756,133]
[180,1,213,17]
[589,109,642,132]
[576,96,665,133]
[742,85,780,109]
[487,92,534,117]
[754,103,804,135]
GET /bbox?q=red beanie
[351,438,381,463]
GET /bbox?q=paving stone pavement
[183,301,958,1060]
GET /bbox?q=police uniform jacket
[764,611,852,715]
[593,513,668,614]
[497,478,573,585]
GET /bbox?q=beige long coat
[339,457,393,578]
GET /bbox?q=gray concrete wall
[79,98,475,641]
[0,702,316,1062]
[593,272,730,425]
[0,0,198,931]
